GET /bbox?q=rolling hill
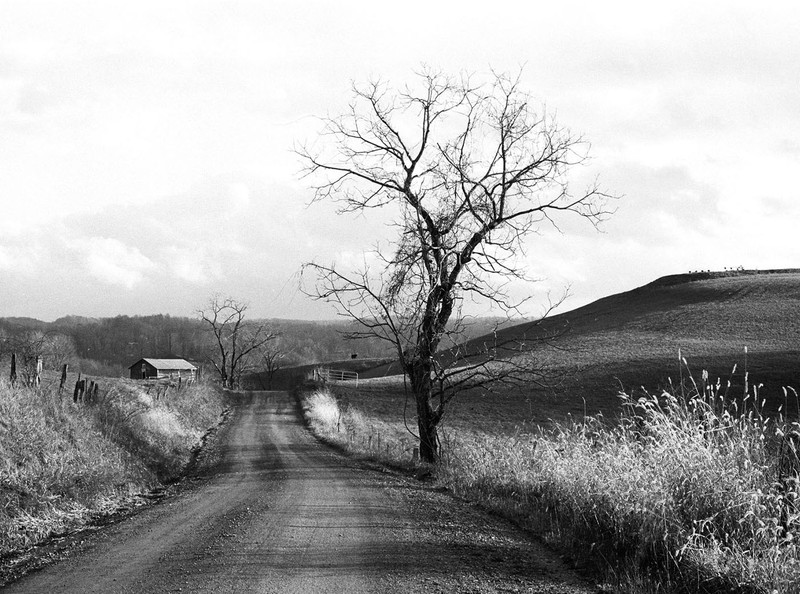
[494,268,800,353]
[344,269,800,429]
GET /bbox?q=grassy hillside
[346,270,800,430]
[488,268,800,355]
[0,376,226,566]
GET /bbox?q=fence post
[34,356,42,387]
[73,378,84,403]
[9,353,16,386]
[59,364,68,395]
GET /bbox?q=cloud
[1,1,799,322]
[0,233,47,276]
[159,245,220,285]
[79,237,155,289]
[0,175,372,318]
[0,245,11,270]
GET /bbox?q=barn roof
[128,358,197,370]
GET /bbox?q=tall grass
[301,387,418,468]
[90,380,224,481]
[302,375,800,593]
[0,378,225,557]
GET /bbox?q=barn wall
[130,361,158,380]
[129,361,196,380]
[157,368,196,379]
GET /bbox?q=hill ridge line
[648,268,800,287]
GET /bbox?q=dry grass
[298,272,800,591]
[89,379,225,481]
[0,377,225,557]
[302,371,800,593]
[440,378,800,593]
[300,386,418,468]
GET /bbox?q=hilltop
[486,267,800,358]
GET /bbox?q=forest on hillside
[0,314,521,379]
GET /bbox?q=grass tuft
[300,386,419,469]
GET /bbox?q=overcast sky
[1,1,798,321]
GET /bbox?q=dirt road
[4,392,596,593]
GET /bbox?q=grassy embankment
[300,271,800,593]
[0,376,226,558]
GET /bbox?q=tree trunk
[415,396,439,463]
[409,359,439,463]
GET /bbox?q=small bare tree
[299,69,614,463]
[5,331,50,386]
[198,296,278,389]
[43,333,77,371]
[260,346,285,390]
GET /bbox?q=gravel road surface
[3,391,597,593]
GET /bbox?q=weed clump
[301,387,418,468]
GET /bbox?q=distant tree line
[0,314,397,377]
[0,313,519,382]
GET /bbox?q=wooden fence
[312,367,359,386]
[6,355,188,403]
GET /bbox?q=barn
[128,358,197,380]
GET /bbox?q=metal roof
[129,358,197,370]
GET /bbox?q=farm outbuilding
[128,358,197,380]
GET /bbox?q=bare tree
[299,69,614,463]
[43,333,77,371]
[198,296,278,389]
[6,331,49,386]
[260,346,285,390]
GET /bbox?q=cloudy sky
[1,1,798,321]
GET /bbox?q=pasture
[340,270,800,432]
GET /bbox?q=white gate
[313,367,359,386]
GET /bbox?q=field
[305,270,800,593]
[344,270,800,430]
